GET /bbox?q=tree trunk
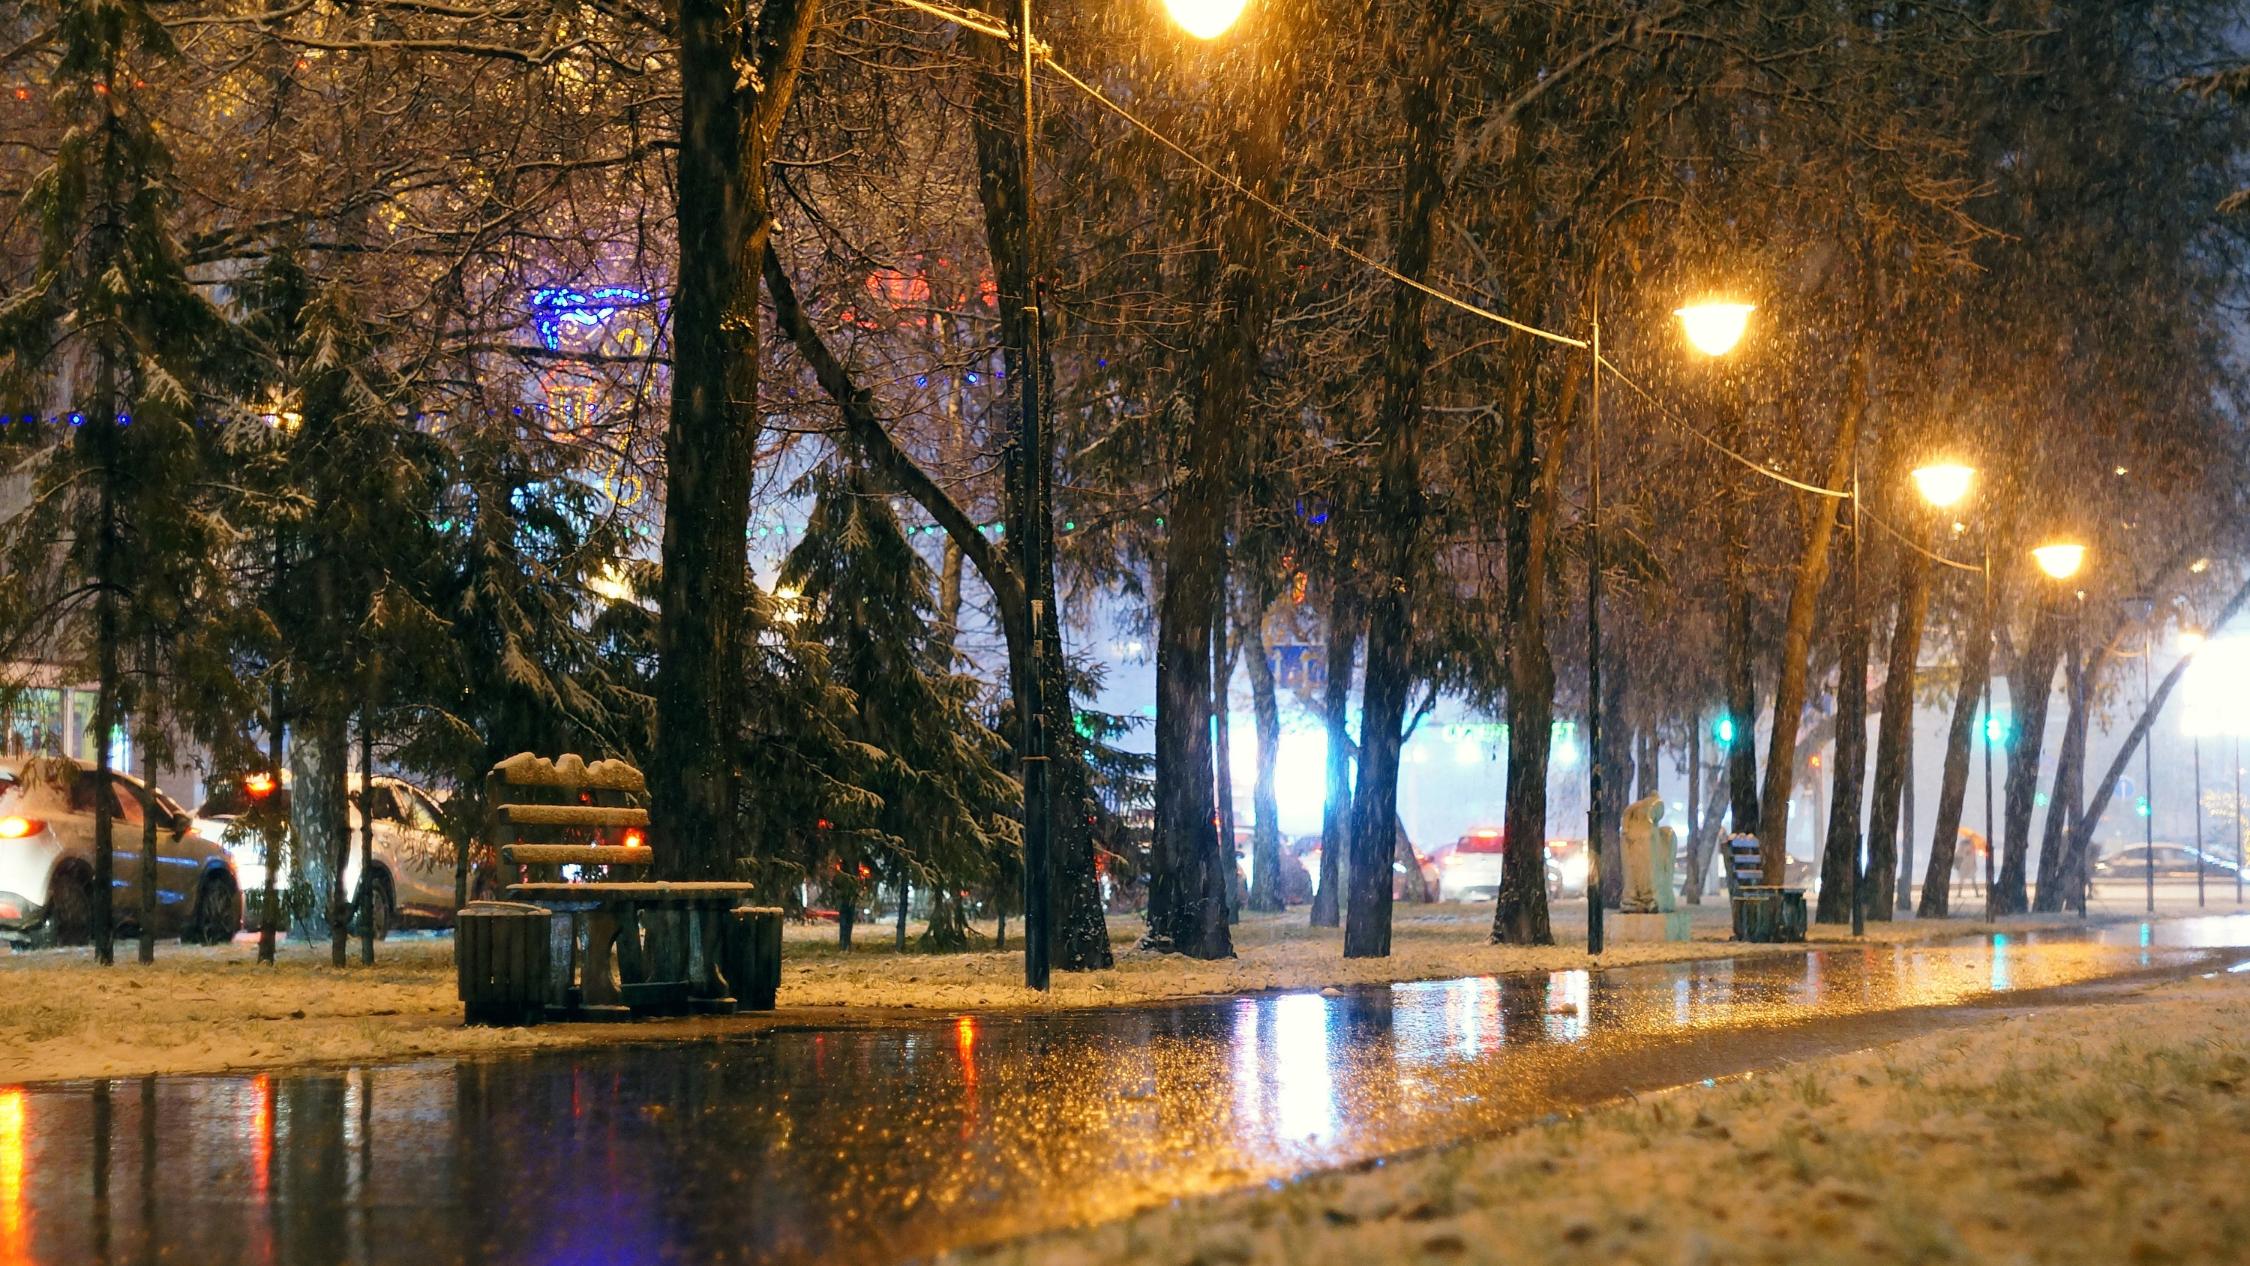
[1684,741,1730,905]
[1490,356,1562,947]
[2037,639,2091,912]
[1212,586,1242,928]
[1244,596,1285,912]
[654,0,817,882]
[259,674,283,964]
[1137,13,1297,958]
[1725,559,1760,836]
[1755,343,1868,883]
[358,699,375,965]
[1345,0,1462,960]
[1996,603,2065,915]
[1897,725,1916,911]
[1682,722,1707,904]
[1863,550,1932,919]
[289,708,347,946]
[1312,578,1358,928]
[1920,587,1998,918]
[1817,614,1872,922]
[93,444,119,966]
[136,635,158,965]
[1147,524,1231,954]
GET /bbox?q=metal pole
[1586,295,1604,957]
[2194,734,2205,907]
[1850,462,1864,939]
[1981,542,1994,918]
[1015,0,1051,990]
[2144,627,2156,916]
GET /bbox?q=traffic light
[1714,716,1737,746]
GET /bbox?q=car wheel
[354,872,395,940]
[182,871,242,945]
[45,867,95,947]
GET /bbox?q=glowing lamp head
[2179,628,2206,653]
[1164,0,1247,38]
[2031,542,2086,580]
[1911,462,1976,509]
[1674,301,1755,357]
[244,771,277,800]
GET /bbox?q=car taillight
[622,828,645,849]
[0,816,44,840]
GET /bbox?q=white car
[1436,831,1588,902]
[0,756,243,947]
[196,773,469,935]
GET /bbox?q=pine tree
[0,0,230,963]
[781,467,1019,950]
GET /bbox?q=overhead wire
[1032,38,1950,528]
[1594,354,1848,498]
[1859,502,1986,573]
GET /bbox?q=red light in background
[0,817,37,840]
[243,772,276,800]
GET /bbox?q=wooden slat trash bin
[723,907,784,1011]
[457,753,773,1024]
[1733,885,1808,943]
[458,902,554,1026]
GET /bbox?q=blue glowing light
[1714,716,1737,745]
[528,286,652,352]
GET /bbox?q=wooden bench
[457,753,778,1023]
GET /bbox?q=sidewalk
[0,898,2232,1084]
[944,966,2250,1266]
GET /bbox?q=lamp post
[1002,0,1244,990]
[1653,299,1753,951]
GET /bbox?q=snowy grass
[944,970,2250,1266]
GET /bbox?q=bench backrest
[487,753,653,884]
[1726,834,1763,895]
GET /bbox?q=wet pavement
[4,917,2249,1266]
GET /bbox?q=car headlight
[1560,854,1588,887]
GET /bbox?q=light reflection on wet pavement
[4,916,2248,1265]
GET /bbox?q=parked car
[0,755,242,947]
[195,773,481,936]
[2092,842,2243,883]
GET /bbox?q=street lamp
[2032,542,2086,580]
[1674,301,1756,357]
[1002,0,1245,989]
[1163,0,1248,38]
[1911,462,1976,510]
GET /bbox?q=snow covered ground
[945,968,2250,1266]
[0,900,2214,1084]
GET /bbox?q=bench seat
[499,844,655,868]
[506,881,760,901]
